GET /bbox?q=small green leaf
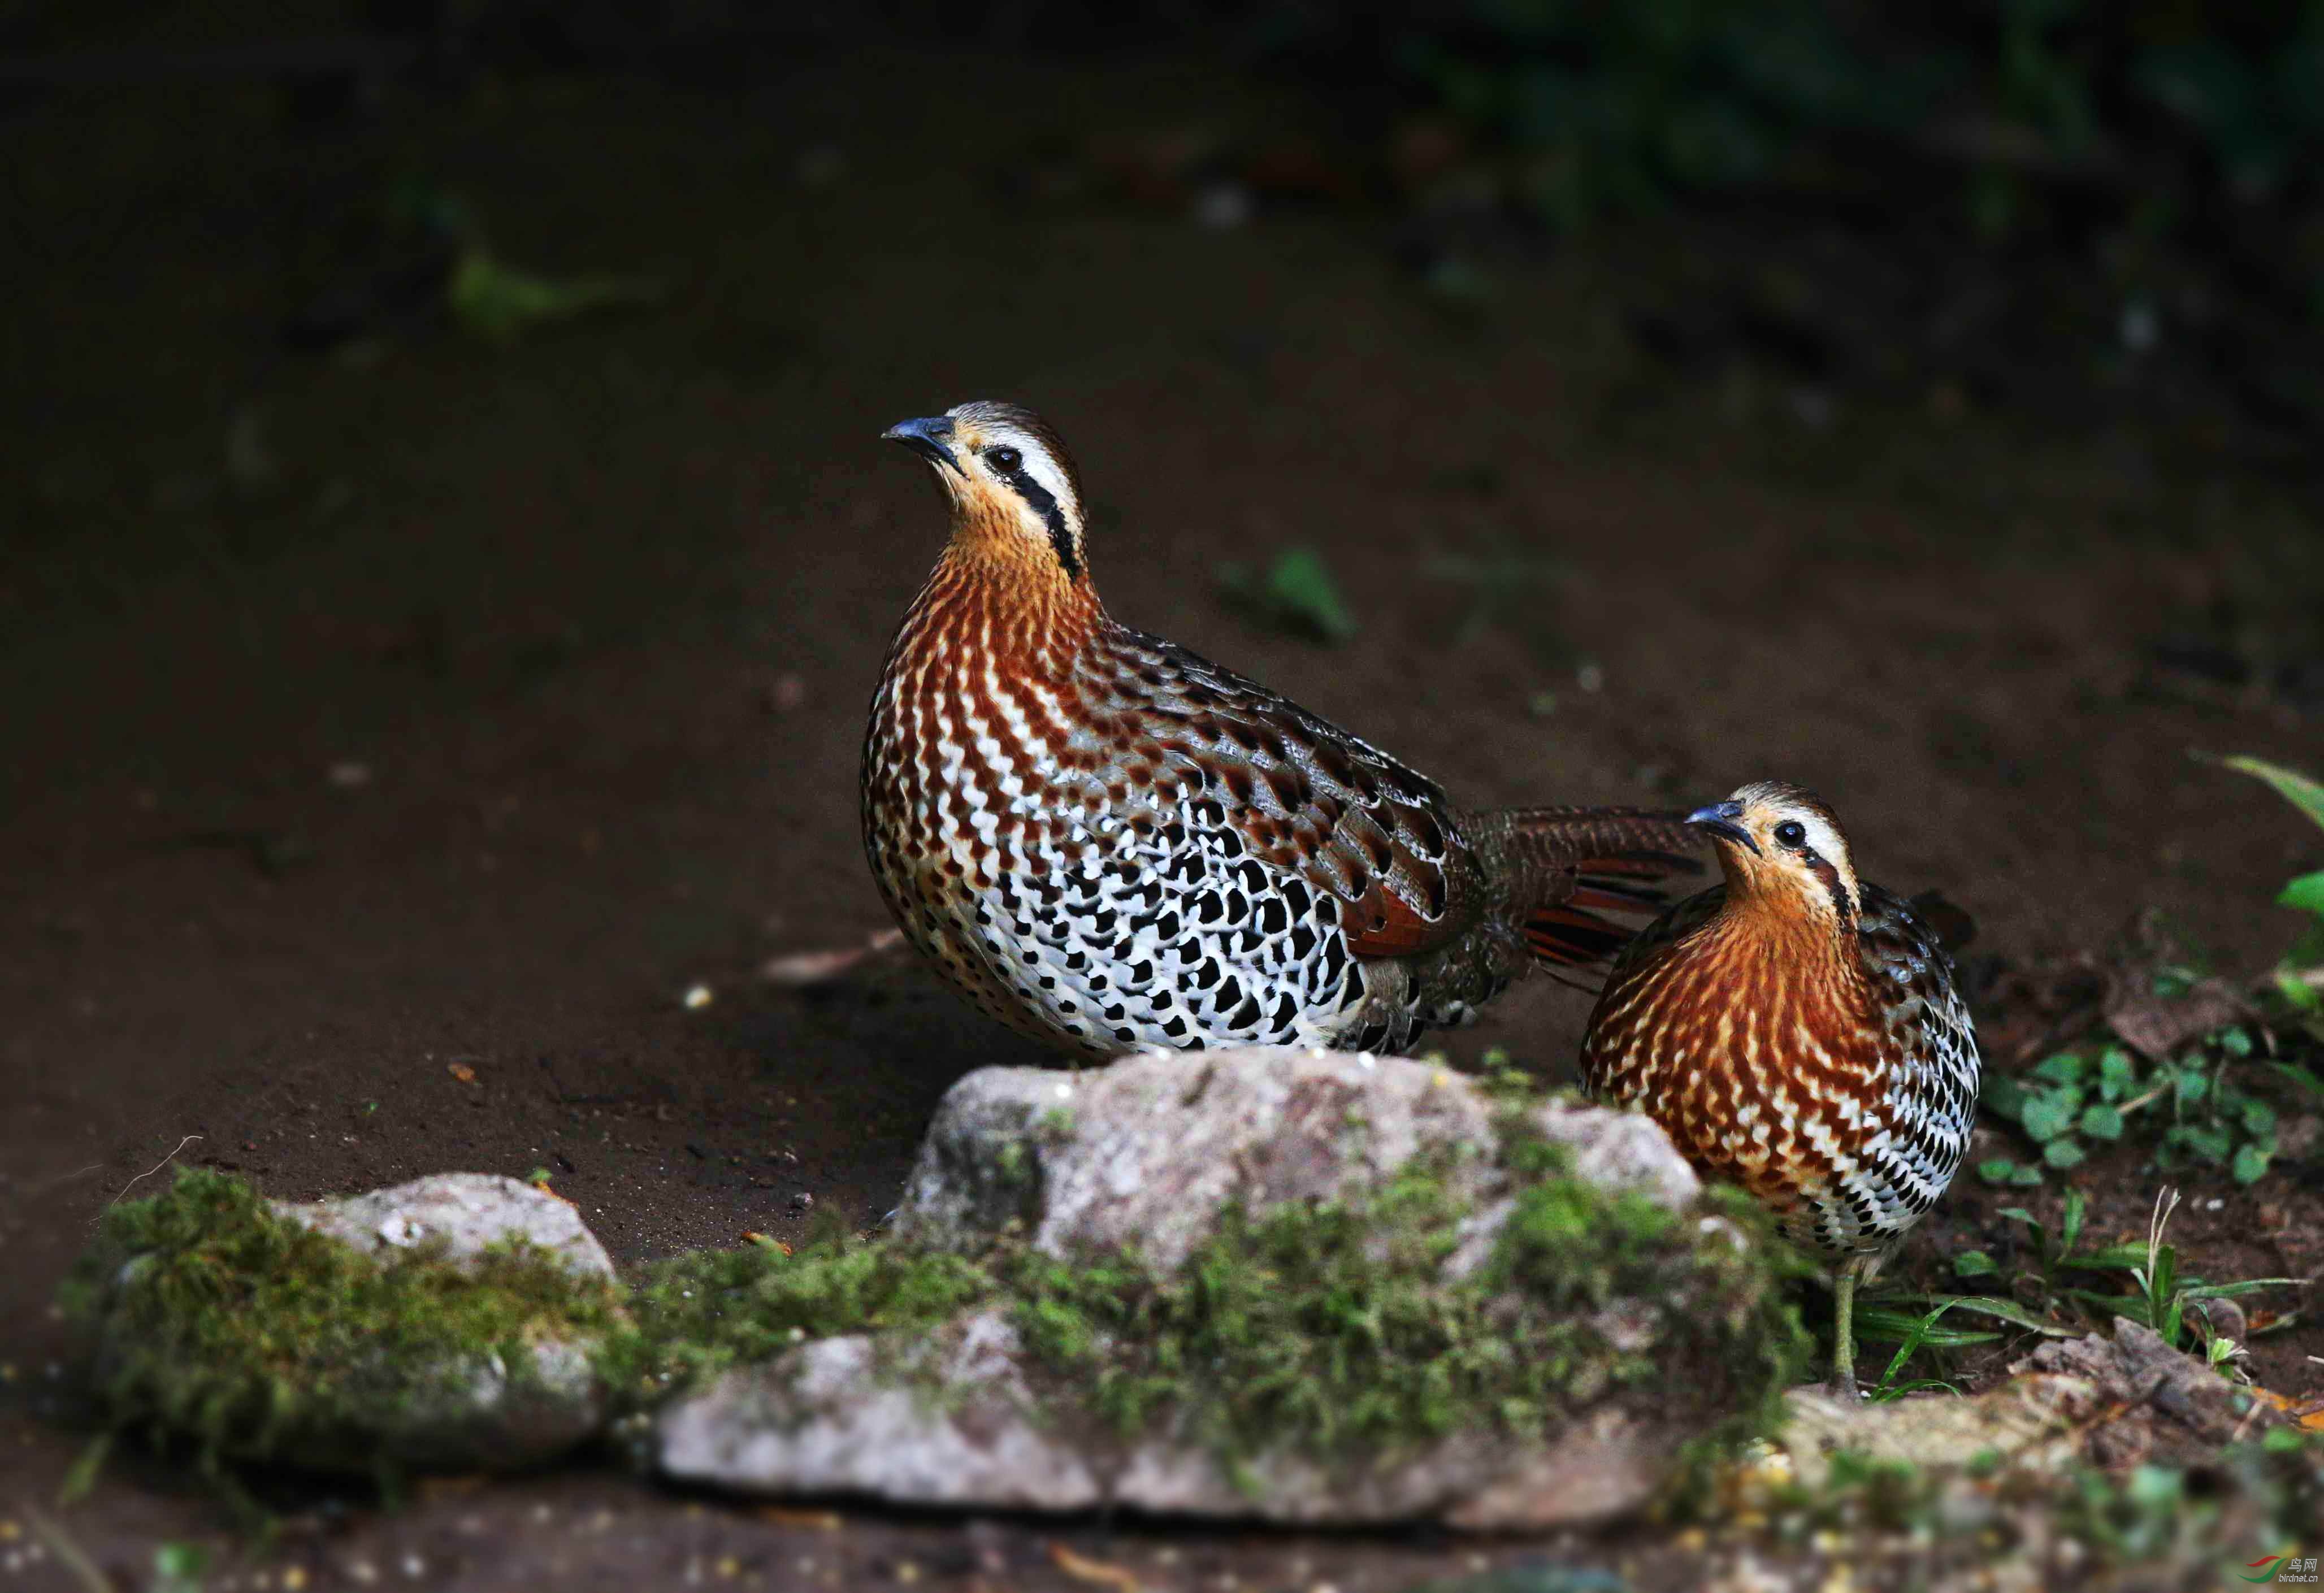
[1953,1250,1998,1277]
[2216,1025,2253,1058]
[153,1543,211,1593]
[2173,1068,2208,1108]
[1977,1158,2021,1186]
[2232,1142,2272,1184]
[2010,1163,2044,1186]
[57,1431,110,1507]
[1980,1075,2030,1122]
[2171,1124,2233,1162]
[2079,1104,2124,1141]
[2152,964,2201,999]
[2182,1276,2305,1299]
[2059,1190,2087,1253]
[2279,870,2324,915]
[2207,753,2324,832]
[447,248,665,345]
[2279,966,2323,1012]
[1892,1293,2075,1336]
[2241,1099,2277,1136]
[2020,1093,2076,1142]
[2032,1053,2086,1086]
[2062,1242,2154,1271]
[1261,549,1356,642]
[2043,1138,2087,1169]
[2097,1048,2136,1103]
[1851,1304,2004,1349]
[1219,548,1358,644]
[2273,1062,2324,1100]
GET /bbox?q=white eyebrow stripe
[983,426,1077,524]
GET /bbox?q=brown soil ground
[3,44,2321,1593]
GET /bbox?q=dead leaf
[755,1506,841,1531]
[742,1231,792,1255]
[1048,1544,1141,1591]
[2244,1384,2324,1433]
[761,928,905,987]
[2105,975,2252,1060]
[446,1062,477,1084]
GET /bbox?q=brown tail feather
[1493,806,1706,970]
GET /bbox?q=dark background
[3,3,2322,1588]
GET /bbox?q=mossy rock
[648,1049,1811,1526]
[61,1052,1809,1523]
[64,1170,628,1474]
[891,1046,1701,1271]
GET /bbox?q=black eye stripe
[986,454,1083,582]
[1805,856,1854,919]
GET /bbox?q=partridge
[1579,780,1982,1395]
[861,400,1702,1061]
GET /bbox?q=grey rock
[658,1311,1670,1526]
[892,1046,1699,1274]
[661,1048,1733,1529]
[1780,1377,2089,1491]
[660,1311,1103,1509]
[94,1173,618,1473]
[325,1333,609,1473]
[275,1175,617,1469]
[272,1172,615,1281]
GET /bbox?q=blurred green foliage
[1386,0,1910,228]
[1979,1034,2299,1188]
[2212,754,2324,1021]
[1217,546,1359,644]
[1266,1,2324,294]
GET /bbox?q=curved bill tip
[882,415,961,475]
[1685,799,1759,856]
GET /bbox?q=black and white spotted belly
[1790,889,1983,1267]
[879,785,1391,1057]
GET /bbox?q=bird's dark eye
[1774,820,1807,849]
[987,445,1022,472]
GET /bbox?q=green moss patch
[613,1222,995,1396]
[63,1169,627,1469]
[75,1113,1807,1486]
[619,1132,1810,1474]
[1008,1158,1800,1466]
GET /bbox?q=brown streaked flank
[1579,779,1982,1397]
[860,399,1709,1060]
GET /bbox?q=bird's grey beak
[882,415,962,476]
[1685,799,1760,857]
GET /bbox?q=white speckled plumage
[1579,779,1982,1390]
[863,401,1703,1061]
